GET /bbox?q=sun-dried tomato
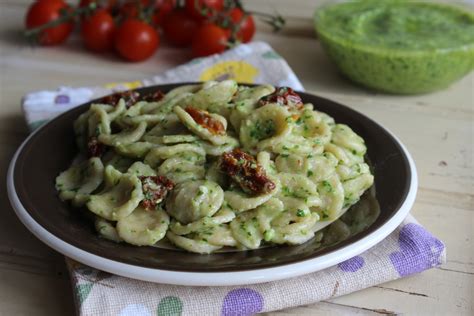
[139,176,175,211]
[185,106,225,135]
[87,137,105,157]
[258,87,303,110]
[219,149,275,195]
[99,90,140,108]
[142,90,165,102]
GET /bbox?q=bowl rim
[6,84,418,286]
[314,1,474,56]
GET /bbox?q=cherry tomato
[152,0,176,26]
[228,8,255,43]
[118,0,155,20]
[79,0,117,11]
[119,0,175,24]
[36,0,65,3]
[162,10,198,47]
[185,0,223,21]
[118,1,139,19]
[81,9,115,52]
[114,19,159,62]
[192,23,228,57]
[25,0,74,45]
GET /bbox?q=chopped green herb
[281,186,291,196]
[296,209,306,217]
[145,191,154,200]
[314,139,322,145]
[249,119,276,140]
[321,180,333,193]
[263,229,274,241]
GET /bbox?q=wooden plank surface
[0,1,473,315]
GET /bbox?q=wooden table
[1,1,472,315]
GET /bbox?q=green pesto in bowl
[314,1,474,94]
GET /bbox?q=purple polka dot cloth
[21,42,445,315]
[64,215,445,316]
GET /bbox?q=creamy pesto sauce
[317,1,474,51]
[314,1,474,93]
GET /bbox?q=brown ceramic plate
[7,83,417,286]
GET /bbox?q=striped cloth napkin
[21,41,445,316]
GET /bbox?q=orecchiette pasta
[116,206,170,246]
[98,121,147,146]
[240,103,292,152]
[166,180,224,224]
[230,209,264,249]
[56,157,104,207]
[169,209,235,236]
[229,85,275,131]
[87,165,144,221]
[56,81,374,253]
[127,161,157,177]
[157,157,205,183]
[95,217,122,242]
[174,106,229,145]
[177,80,238,117]
[224,189,276,213]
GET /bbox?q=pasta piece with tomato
[87,165,144,221]
[229,84,275,131]
[174,106,228,145]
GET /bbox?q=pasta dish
[55,81,374,253]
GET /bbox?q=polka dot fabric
[221,289,264,316]
[66,215,445,316]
